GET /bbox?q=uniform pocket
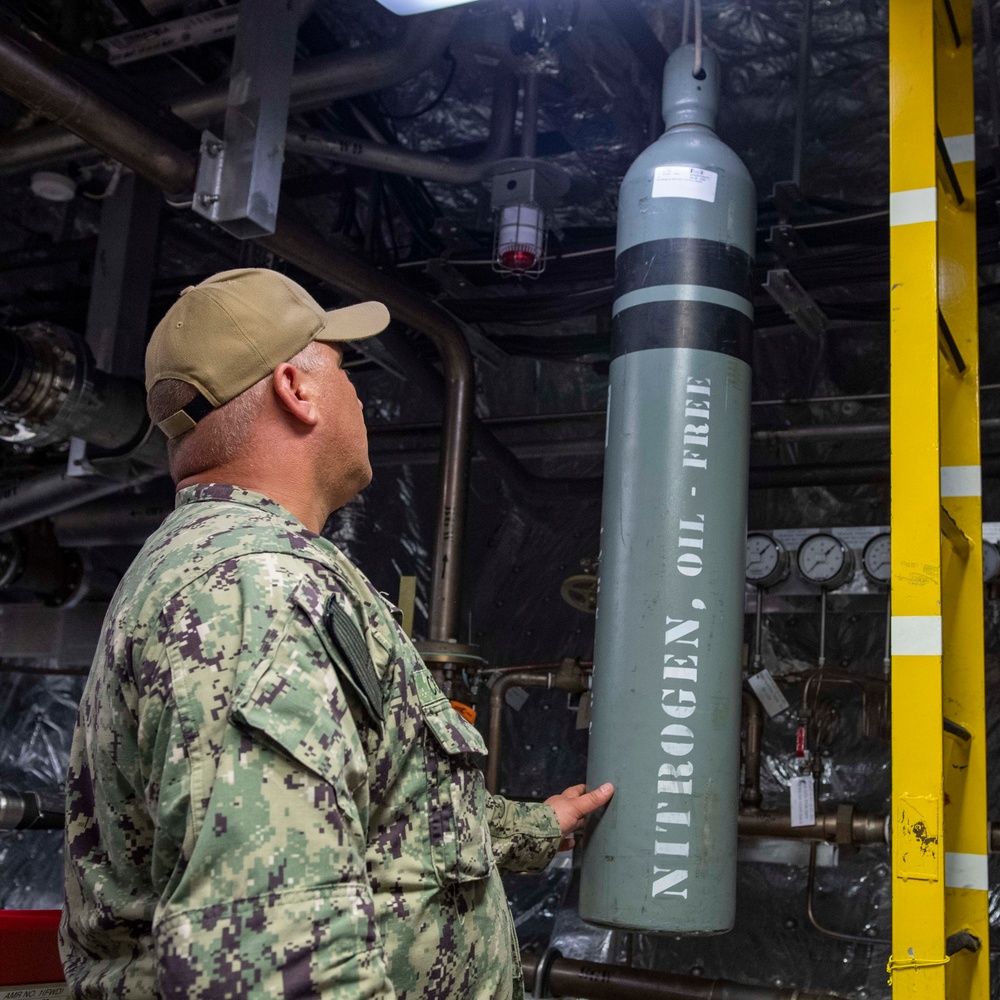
[414,668,492,885]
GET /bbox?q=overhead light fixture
[494,202,546,276]
[489,162,567,278]
[373,0,482,15]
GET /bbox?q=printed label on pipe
[789,774,816,827]
[748,668,789,717]
[651,165,718,202]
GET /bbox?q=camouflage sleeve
[146,556,397,999]
[485,794,562,873]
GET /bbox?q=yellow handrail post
[889,2,989,998]
[889,1,946,997]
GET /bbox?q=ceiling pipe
[0,11,459,174]
[285,63,518,185]
[0,466,164,534]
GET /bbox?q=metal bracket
[192,131,226,225]
[487,157,569,210]
[937,307,968,374]
[763,268,830,335]
[768,223,810,261]
[936,125,966,204]
[940,504,971,558]
[191,0,304,238]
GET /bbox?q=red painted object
[0,910,65,984]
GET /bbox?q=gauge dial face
[796,533,854,589]
[745,533,788,589]
[862,533,891,586]
[984,540,1000,583]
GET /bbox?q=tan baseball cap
[145,268,390,439]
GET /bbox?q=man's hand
[545,783,614,852]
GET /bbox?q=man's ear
[272,361,320,427]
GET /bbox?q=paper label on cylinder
[651,165,718,202]
[789,775,816,827]
[748,668,789,717]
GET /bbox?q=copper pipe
[486,661,591,793]
[806,842,889,946]
[737,810,887,845]
[486,672,555,794]
[522,952,850,1000]
[741,693,764,809]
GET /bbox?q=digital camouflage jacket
[60,484,561,999]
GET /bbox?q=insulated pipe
[285,64,517,185]
[0,29,473,641]
[0,324,148,451]
[0,12,459,174]
[581,44,757,933]
[521,953,849,1000]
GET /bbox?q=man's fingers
[572,782,614,817]
[561,783,588,799]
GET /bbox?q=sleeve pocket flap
[423,703,489,757]
[232,635,353,788]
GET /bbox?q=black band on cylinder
[611,299,752,363]
[614,237,755,301]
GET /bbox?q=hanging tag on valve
[789,774,816,827]
[795,725,807,759]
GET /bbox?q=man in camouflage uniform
[60,268,613,998]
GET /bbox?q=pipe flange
[532,947,561,999]
[412,639,487,668]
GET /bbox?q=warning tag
[748,668,789,718]
[651,165,719,202]
[789,774,816,828]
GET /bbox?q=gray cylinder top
[662,43,719,131]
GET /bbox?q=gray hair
[146,342,328,482]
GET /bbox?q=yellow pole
[888,1,946,997]
[936,2,991,996]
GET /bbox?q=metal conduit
[0,12,459,174]
[521,952,849,1000]
[286,64,518,185]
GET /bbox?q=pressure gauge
[796,532,855,590]
[984,540,1000,583]
[861,533,891,587]
[745,533,789,589]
